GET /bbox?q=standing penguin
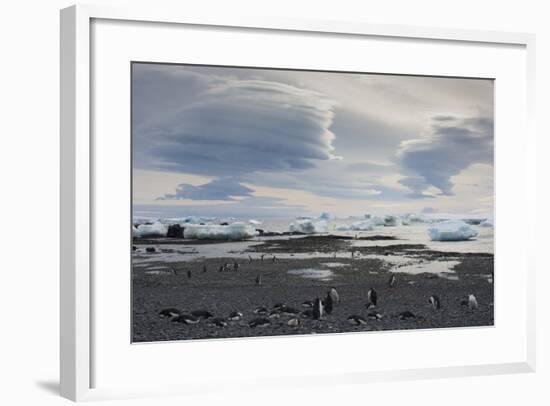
[367,288,378,309]
[468,294,478,310]
[429,295,441,310]
[388,274,397,287]
[202,265,207,273]
[323,293,334,315]
[312,298,324,320]
[233,261,239,272]
[328,287,340,305]
[187,270,192,279]
[255,274,262,286]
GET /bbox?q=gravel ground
[132,236,493,342]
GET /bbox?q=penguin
[159,308,181,319]
[228,311,243,321]
[202,265,207,273]
[367,311,383,321]
[302,300,314,308]
[287,318,301,327]
[187,270,192,279]
[146,247,156,253]
[429,295,441,310]
[366,288,378,309]
[171,313,199,324]
[388,274,397,288]
[233,261,239,272]
[254,306,269,316]
[255,274,262,286]
[328,287,340,305]
[347,315,367,325]
[398,311,416,320]
[190,310,213,319]
[323,293,334,315]
[248,317,270,328]
[218,265,224,273]
[248,255,253,263]
[223,263,229,272]
[312,298,324,320]
[209,317,228,327]
[468,294,478,310]
[261,254,265,262]
[272,256,278,263]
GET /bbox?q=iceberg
[480,219,494,227]
[335,220,374,232]
[401,213,428,224]
[184,222,258,240]
[248,219,262,225]
[319,212,331,220]
[427,220,478,241]
[289,219,328,234]
[370,216,385,226]
[136,222,168,237]
[383,215,398,227]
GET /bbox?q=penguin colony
[155,257,483,333]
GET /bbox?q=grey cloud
[396,116,493,196]
[158,178,254,201]
[133,67,338,178]
[134,196,309,219]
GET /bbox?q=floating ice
[401,213,428,224]
[427,220,478,241]
[132,225,141,238]
[289,219,328,234]
[319,212,331,220]
[248,219,262,225]
[335,220,374,231]
[184,222,258,240]
[480,219,494,227]
[370,216,385,226]
[384,215,398,227]
[136,222,168,237]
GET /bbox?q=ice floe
[135,222,168,237]
[335,220,374,231]
[183,222,258,240]
[427,220,478,241]
[289,219,328,234]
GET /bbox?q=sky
[132,63,494,219]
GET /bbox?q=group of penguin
[158,286,341,330]
[158,273,480,331]
[159,257,481,331]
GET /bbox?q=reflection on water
[287,268,335,281]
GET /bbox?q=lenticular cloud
[134,75,339,178]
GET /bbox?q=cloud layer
[133,69,339,178]
[158,178,254,201]
[396,116,493,197]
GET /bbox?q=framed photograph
[60,4,536,401]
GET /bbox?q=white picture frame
[60,3,536,402]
